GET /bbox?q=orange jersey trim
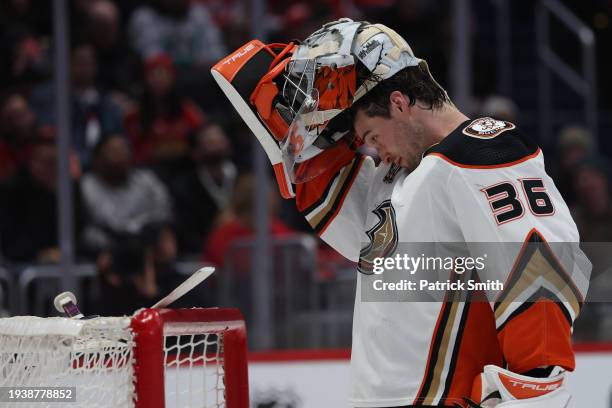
[317,156,364,236]
[498,301,575,373]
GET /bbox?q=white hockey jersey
[295,118,589,407]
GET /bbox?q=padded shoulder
[424,117,539,167]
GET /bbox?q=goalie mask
[211,18,446,198]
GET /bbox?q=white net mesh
[0,316,134,408]
[0,315,229,408]
[163,332,225,407]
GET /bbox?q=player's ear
[389,91,407,115]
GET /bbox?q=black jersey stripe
[496,288,573,334]
[438,284,474,404]
[416,283,466,404]
[415,301,453,402]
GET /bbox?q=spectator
[81,135,172,254]
[0,0,49,88]
[97,222,209,315]
[557,125,594,167]
[551,125,594,205]
[29,42,123,170]
[360,0,447,86]
[0,93,36,180]
[127,0,226,70]
[0,135,82,263]
[479,95,519,123]
[142,222,179,288]
[0,25,47,88]
[97,238,152,316]
[196,0,250,52]
[170,123,237,255]
[78,0,140,98]
[202,173,293,271]
[569,156,612,342]
[570,155,612,242]
[127,0,227,111]
[124,55,204,170]
[142,222,211,307]
[0,0,35,27]
[201,174,295,328]
[269,1,337,45]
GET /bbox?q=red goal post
[132,308,249,408]
[0,307,249,408]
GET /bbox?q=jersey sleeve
[444,152,589,374]
[295,145,376,262]
[423,118,591,374]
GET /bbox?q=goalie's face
[354,92,426,172]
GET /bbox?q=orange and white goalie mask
[211,18,444,198]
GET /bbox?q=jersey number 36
[481,178,555,225]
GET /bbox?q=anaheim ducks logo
[358,200,398,275]
[462,117,516,139]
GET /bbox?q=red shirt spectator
[124,55,204,164]
[0,142,18,180]
[201,173,294,275]
[0,94,36,180]
[202,218,293,272]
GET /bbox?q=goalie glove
[468,365,572,407]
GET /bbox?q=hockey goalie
[211,19,590,408]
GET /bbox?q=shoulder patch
[462,117,516,139]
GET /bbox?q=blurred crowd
[0,0,611,337]
[0,0,359,315]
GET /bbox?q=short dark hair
[91,134,125,160]
[351,64,450,118]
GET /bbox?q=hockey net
[0,308,248,408]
